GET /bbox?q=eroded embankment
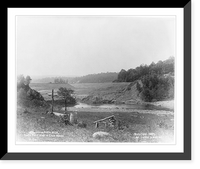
[80,82,174,111]
[81,82,142,104]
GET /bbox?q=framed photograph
[3,2,191,160]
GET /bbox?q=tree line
[78,72,118,83]
[32,73,118,84]
[114,57,175,102]
[114,56,174,83]
[54,78,68,84]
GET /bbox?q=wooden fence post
[65,99,67,112]
[95,122,99,128]
[51,89,54,113]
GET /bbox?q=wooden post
[51,89,54,113]
[70,111,78,124]
[95,122,99,128]
[65,98,67,112]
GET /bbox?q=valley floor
[16,104,174,143]
[17,82,174,143]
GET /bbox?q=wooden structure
[93,115,116,128]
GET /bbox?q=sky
[16,16,175,77]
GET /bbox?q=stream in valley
[58,102,174,115]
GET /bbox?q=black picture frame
[2,2,191,160]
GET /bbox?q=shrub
[17,88,27,100]
[139,74,174,102]
[17,88,30,106]
[17,88,49,108]
[140,89,154,102]
[32,99,49,107]
[58,114,71,125]
[57,87,76,110]
[77,121,87,128]
[116,120,129,130]
[136,81,142,93]
[27,89,44,101]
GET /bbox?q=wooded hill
[114,57,174,82]
[113,57,175,102]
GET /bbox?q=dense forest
[114,57,175,102]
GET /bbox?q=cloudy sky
[17,16,175,77]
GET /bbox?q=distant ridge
[31,72,118,84]
[30,83,75,91]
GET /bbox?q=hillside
[82,82,142,104]
[29,83,75,101]
[17,82,49,108]
[114,57,174,82]
[82,74,174,106]
[112,57,174,102]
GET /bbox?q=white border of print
[7,8,183,153]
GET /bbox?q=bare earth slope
[81,81,174,110]
[81,82,142,104]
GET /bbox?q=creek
[64,102,172,112]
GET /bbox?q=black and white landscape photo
[16,15,175,143]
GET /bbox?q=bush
[32,99,49,107]
[17,88,30,106]
[17,88,49,108]
[27,89,44,101]
[116,120,129,130]
[140,89,154,102]
[59,115,71,125]
[77,121,87,128]
[136,81,142,93]
[139,74,174,102]
[57,87,76,108]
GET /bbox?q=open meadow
[30,82,132,104]
[30,82,129,99]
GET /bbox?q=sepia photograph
[16,15,175,143]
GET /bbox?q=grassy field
[72,82,129,94]
[30,83,75,91]
[30,83,75,100]
[16,105,174,143]
[31,82,127,92]
[30,82,130,101]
